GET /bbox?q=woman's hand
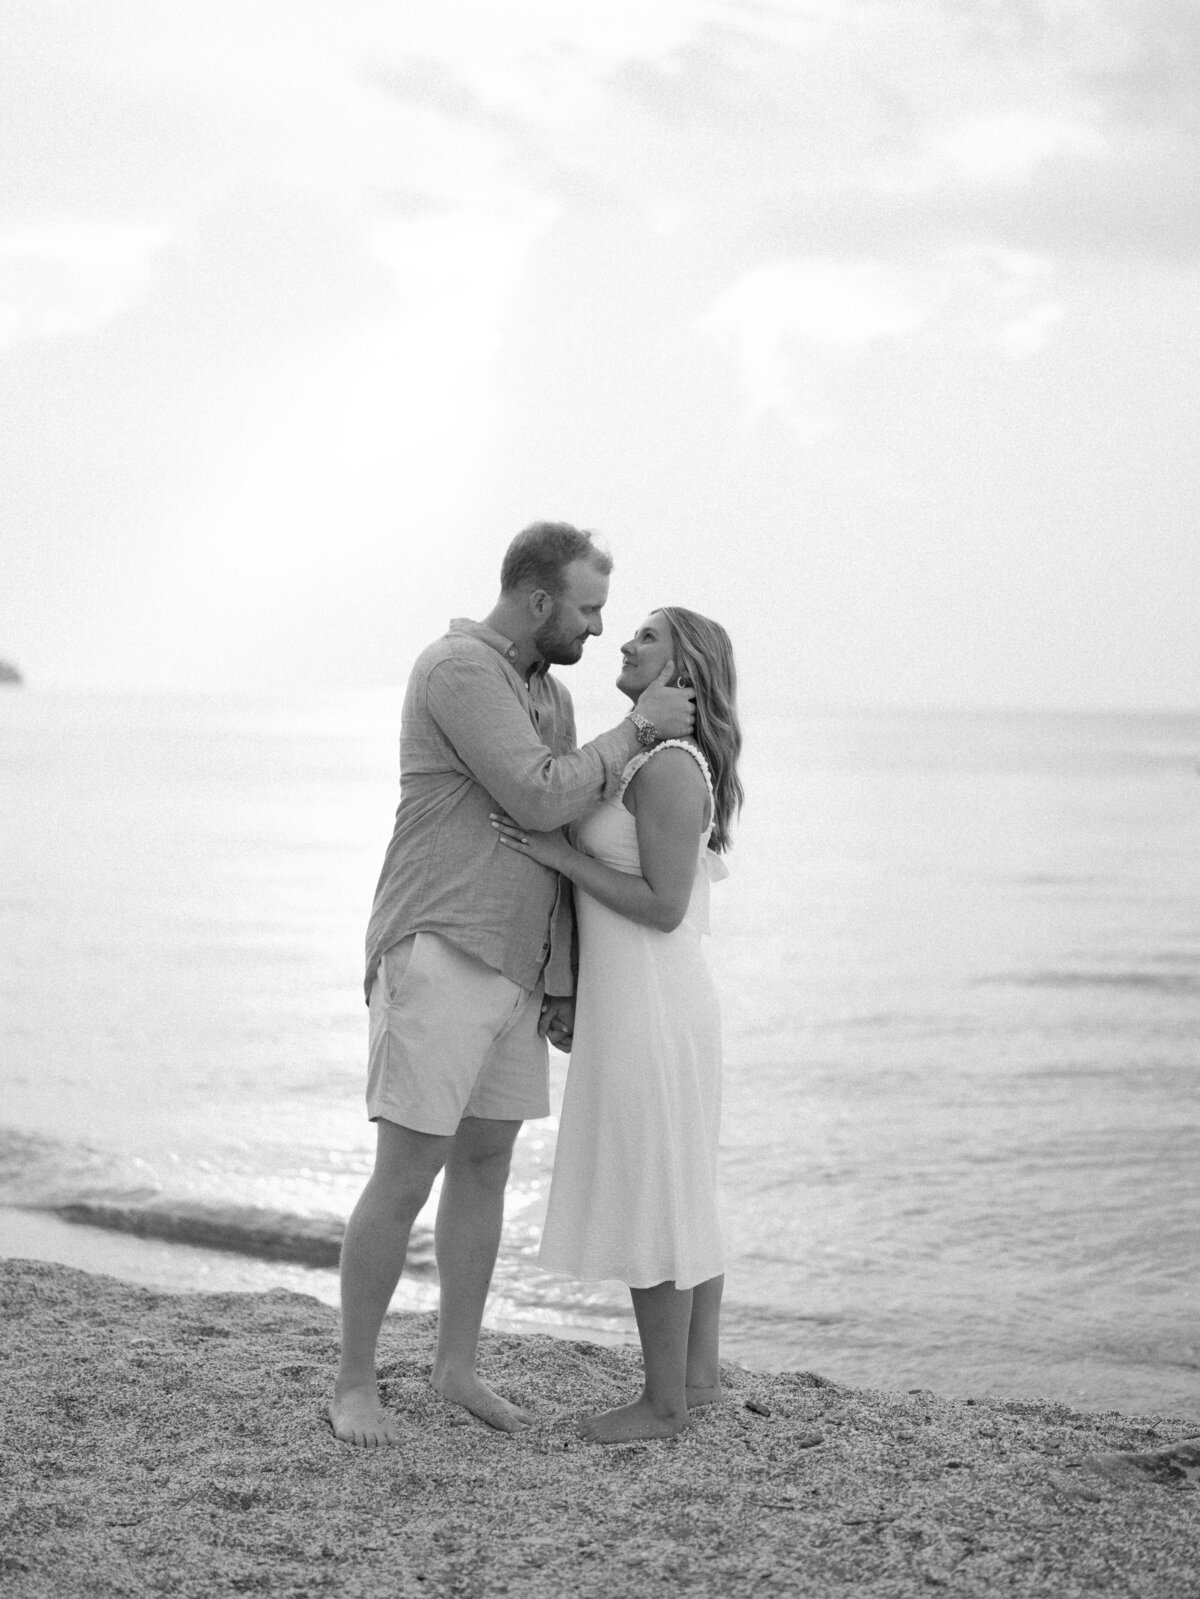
[490,812,574,872]
[538,994,575,1053]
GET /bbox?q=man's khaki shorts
[366,933,549,1136]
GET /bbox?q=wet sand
[2,1258,1196,1597]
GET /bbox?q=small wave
[1006,874,1100,887]
[0,1127,157,1208]
[978,970,1200,995]
[0,1126,436,1275]
[47,1196,436,1275]
[721,1301,844,1332]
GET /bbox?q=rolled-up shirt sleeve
[425,655,630,830]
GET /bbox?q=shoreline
[3,1206,1194,1419]
[0,1205,636,1350]
[3,1259,1198,1598]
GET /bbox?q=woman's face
[617,611,677,701]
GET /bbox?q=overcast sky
[1,0,1197,709]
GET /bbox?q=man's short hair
[500,522,613,597]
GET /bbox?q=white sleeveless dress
[538,740,728,1291]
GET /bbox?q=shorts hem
[367,1097,550,1135]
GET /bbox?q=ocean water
[1,686,1197,1417]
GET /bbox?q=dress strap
[618,739,716,833]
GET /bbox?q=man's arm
[425,657,694,832]
[494,749,709,932]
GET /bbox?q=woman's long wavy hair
[656,606,744,854]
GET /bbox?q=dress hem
[537,1255,725,1293]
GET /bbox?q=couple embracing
[331,521,743,1448]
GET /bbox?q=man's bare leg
[685,1274,724,1408]
[330,1119,450,1447]
[430,1115,533,1432]
[579,1280,692,1443]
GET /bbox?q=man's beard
[533,610,586,666]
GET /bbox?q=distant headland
[0,659,23,685]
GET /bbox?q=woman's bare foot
[685,1382,724,1410]
[578,1397,689,1444]
[329,1382,402,1448]
[431,1367,534,1432]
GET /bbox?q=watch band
[625,708,660,749]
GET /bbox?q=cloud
[2,0,1197,702]
[0,0,724,351]
[700,257,919,436]
[938,109,1106,182]
[702,244,1062,433]
[0,222,169,347]
[1081,0,1200,126]
[638,0,1200,268]
[993,296,1064,355]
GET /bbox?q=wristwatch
[625,708,660,749]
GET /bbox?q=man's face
[533,559,609,666]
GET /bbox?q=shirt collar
[448,618,550,678]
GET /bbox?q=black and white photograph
[2,3,1197,1594]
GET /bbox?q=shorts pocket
[381,935,418,1005]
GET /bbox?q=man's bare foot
[329,1382,402,1448]
[686,1382,723,1410]
[431,1368,534,1433]
[578,1397,689,1444]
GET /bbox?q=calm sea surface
[2,687,1197,1416]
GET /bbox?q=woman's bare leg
[579,1280,692,1443]
[685,1274,724,1408]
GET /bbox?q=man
[330,521,695,1447]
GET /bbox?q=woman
[494,606,743,1442]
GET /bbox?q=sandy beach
[2,1258,1196,1598]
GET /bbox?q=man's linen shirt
[364,619,631,1000]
